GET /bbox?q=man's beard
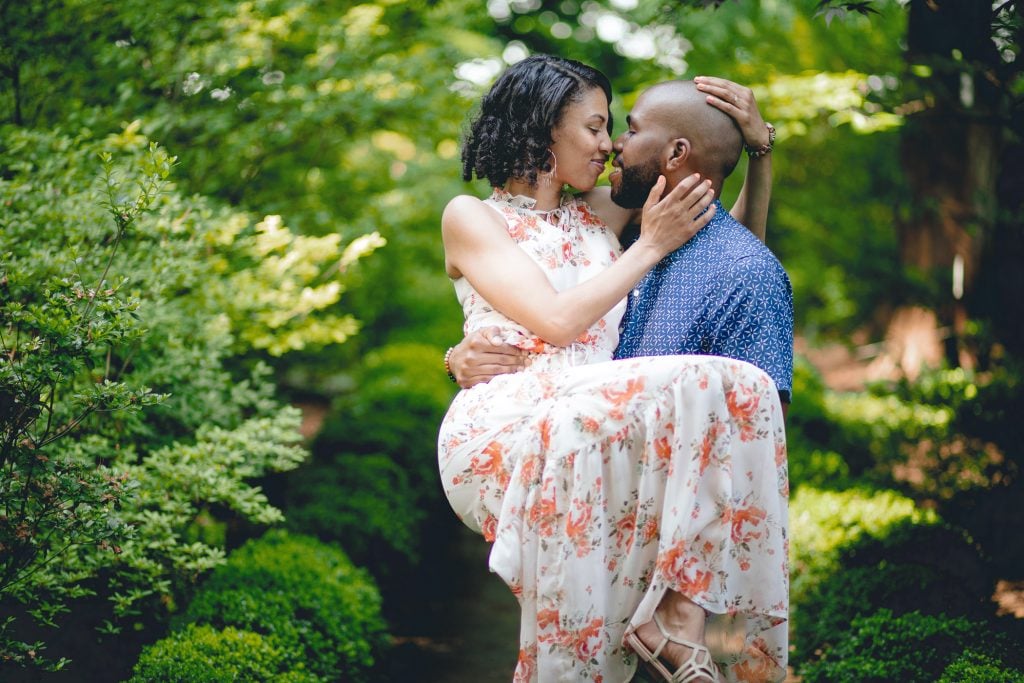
[611,156,661,209]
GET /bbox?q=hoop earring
[540,149,559,187]
[545,148,559,176]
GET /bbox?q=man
[447,78,793,412]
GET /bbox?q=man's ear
[665,137,691,172]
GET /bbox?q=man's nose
[612,134,625,152]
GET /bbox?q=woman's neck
[505,176,562,212]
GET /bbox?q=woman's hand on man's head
[694,76,770,149]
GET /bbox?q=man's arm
[709,257,794,416]
[446,327,527,389]
[694,76,773,242]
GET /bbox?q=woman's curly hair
[462,54,613,188]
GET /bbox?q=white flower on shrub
[182,72,206,96]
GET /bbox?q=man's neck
[666,169,724,197]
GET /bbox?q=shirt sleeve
[708,256,794,401]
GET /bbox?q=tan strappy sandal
[625,613,721,683]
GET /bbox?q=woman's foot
[627,592,718,682]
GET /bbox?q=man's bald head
[635,80,744,185]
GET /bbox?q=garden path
[387,525,519,681]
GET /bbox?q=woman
[438,55,787,683]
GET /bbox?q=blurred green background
[2,0,1023,680]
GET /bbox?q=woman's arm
[694,76,773,242]
[444,175,714,347]
[729,155,772,242]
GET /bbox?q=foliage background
[1,0,1022,680]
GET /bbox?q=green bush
[938,650,1024,683]
[793,559,993,663]
[799,610,1023,683]
[129,624,318,682]
[0,126,364,670]
[789,486,938,605]
[180,530,386,682]
[290,342,457,578]
[836,522,991,602]
[285,453,423,568]
[785,357,854,490]
[314,342,455,481]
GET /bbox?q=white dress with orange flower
[438,189,789,683]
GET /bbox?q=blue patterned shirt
[614,200,794,401]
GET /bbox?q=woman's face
[547,87,613,192]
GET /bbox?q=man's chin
[609,179,635,209]
[610,187,645,209]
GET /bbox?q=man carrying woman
[438,54,790,683]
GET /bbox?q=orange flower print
[658,539,713,598]
[481,514,498,542]
[573,617,604,662]
[507,219,528,242]
[528,486,559,538]
[577,416,601,434]
[656,539,688,578]
[726,385,762,441]
[653,436,672,469]
[518,454,540,486]
[576,201,599,225]
[775,441,787,468]
[470,441,510,489]
[698,421,727,475]
[679,568,713,597]
[520,337,549,354]
[720,504,733,526]
[601,377,645,419]
[513,643,538,683]
[538,418,552,449]
[640,517,659,544]
[732,642,780,683]
[562,239,574,262]
[731,505,767,544]
[537,607,561,631]
[613,510,636,551]
[566,500,594,557]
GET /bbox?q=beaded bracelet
[745,122,776,159]
[443,346,457,383]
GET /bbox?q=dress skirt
[438,353,789,683]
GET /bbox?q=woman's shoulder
[443,193,502,225]
[445,193,487,214]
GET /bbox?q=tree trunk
[894,0,1004,369]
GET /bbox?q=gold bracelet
[745,122,776,159]
[443,346,457,383]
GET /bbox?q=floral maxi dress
[438,189,789,683]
